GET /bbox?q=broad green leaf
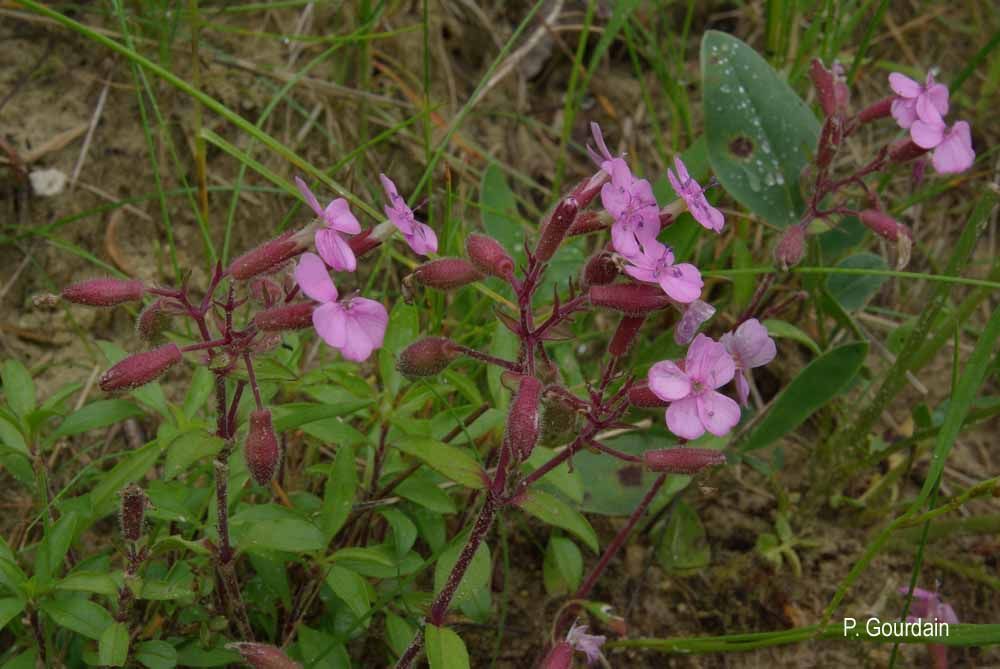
[320,445,357,541]
[517,489,598,552]
[272,400,372,432]
[522,447,583,504]
[479,162,522,258]
[701,31,819,227]
[395,476,456,515]
[89,439,164,516]
[174,643,239,667]
[0,555,27,597]
[378,508,418,557]
[2,360,35,420]
[487,323,519,411]
[55,571,119,597]
[231,504,325,553]
[99,621,129,667]
[743,342,868,451]
[393,435,485,489]
[135,640,178,669]
[425,624,470,669]
[655,500,710,574]
[543,536,583,596]
[139,579,195,601]
[0,416,28,456]
[385,611,416,658]
[164,431,223,479]
[763,319,821,355]
[0,597,25,630]
[182,367,214,420]
[325,564,370,618]
[296,624,350,669]
[50,399,143,441]
[380,302,419,397]
[38,512,79,585]
[40,596,112,639]
[331,546,395,568]
[433,535,491,608]
[825,253,888,311]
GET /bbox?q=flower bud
[774,225,806,270]
[570,171,611,209]
[245,409,280,486]
[643,447,726,474]
[816,116,843,169]
[809,59,849,117]
[407,258,483,290]
[348,228,381,257]
[227,232,303,281]
[567,210,607,237]
[465,233,514,280]
[588,283,671,315]
[506,376,542,460]
[859,210,913,242]
[226,643,301,669]
[540,642,573,669]
[249,278,284,306]
[628,383,669,408]
[535,197,580,262]
[100,344,182,392]
[889,139,930,165]
[609,315,646,357]
[397,337,462,378]
[581,251,619,288]
[857,96,893,124]
[674,300,715,345]
[119,484,149,542]
[62,278,144,307]
[538,389,579,448]
[136,298,172,342]
[253,302,315,332]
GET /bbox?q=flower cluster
[888,73,974,174]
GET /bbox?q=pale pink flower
[587,121,629,177]
[622,239,703,304]
[565,622,606,666]
[648,334,740,440]
[899,587,959,625]
[931,121,975,174]
[720,318,777,407]
[293,252,387,362]
[602,161,660,258]
[889,72,949,131]
[295,177,361,272]
[667,157,724,233]
[379,174,437,255]
[674,300,716,345]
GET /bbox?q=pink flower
[889,72,949,131]
[720,318,777,407]
[295,177,361,272]
[667,157,724,233]
[293,252,387,362]
[566,623,606,665]
[931,121,975,174]
[587,121,629,177]
[379,174,438,255]
[622,239,703,304]
[648,334,740,440]
[602,161,660,258]
[899,587,959,624]
[674,300,715,345]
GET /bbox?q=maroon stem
[453,345,521,372]
[586,438,642,463]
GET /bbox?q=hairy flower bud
[540,642,574,669]
[643,447,726,474]
[119,484,149,542]
[809,58,849,117]
[570,171,611,209]
[774,225,806,270]
[628,382,669,408]
[226,643,301,669]
[538,389,579,448]
[857,96,894,124]
[100,344,181,392]
[506,376,542,459]
[62,278,144,307]
[609,315,646,357]
[407,258,483,290]
[348,228,381,257]
[245,409,280,486]
[889,139,930,165]
[465,234,514,280]
[567,210,607,237]
[249,278,284,306]
[859,210,913,242]
[674,300,716,345]
[535,197,580,262]
[816,115,843,169]
[581,251,619,288]
[589,283,671,315]
[227,232,303,281]
[136,298,172,342]
[253,302,315,332]
[397,337,462,378]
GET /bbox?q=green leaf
[434,535,491,608]
[522,447,583,504]
[135,640,178,669]
[49,399,143,441]
[320,445,357,541]
[174,643,240,667]
[40,596,113,639]
[762,319,821,355]
[325,564,370,618]
[99,621,130,667]
[89,439,164,516]
[393,435,486,490]
[656,500,710,574]
[395,476,457,514]
[182,367,214,420]
[55,571,119,597]
[378,508,417,558]
[487,323,519,411]
[0,416,28,457]
[825,253,889,311]
[380,302,419,397]
[296,624,350,669]
[701,30,820,227]
[0,597,26,630]
[743,342,868,451]
[330,546,395,568]
[231,504,325,553]
[425,624,470,669]
[272,400,372,432]
[479,162,522,259]
[164,431,223,479]
[2,360,35,420]
[385,612,416,659]
[37,512,79,584]
[517,488,598,552]
[543,536,583,596]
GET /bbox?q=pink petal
[914,95,944,127]
[734,373,750,407]
[601,182,629,220]
[911,119,945,149]
[379,173,400,201]
[590,122,613,162]
[294,252,338,303]
[925,83,949,117]
[347,297,389,350]
[406,223,438,255]
[889,72,921,98]
[938,603,959,625]
[312,302,347,348]
[623,263,657,284]
[648,360,692,401]
[674,300,715,345]
[294,176,324,217]
[697,391,741,437]
[690,195,725,233]
[631,178,656,207]
[673,157,691,186]
[932,121,975,174]
[685,335,734,389]
[665,397,704,440]
[323,198,361,234]
[611,221,641,258]
[316,229,357,272]
[658,262,703,304]
[666,166,683,198]
[724,318,776,369]
[891,98,918,129]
